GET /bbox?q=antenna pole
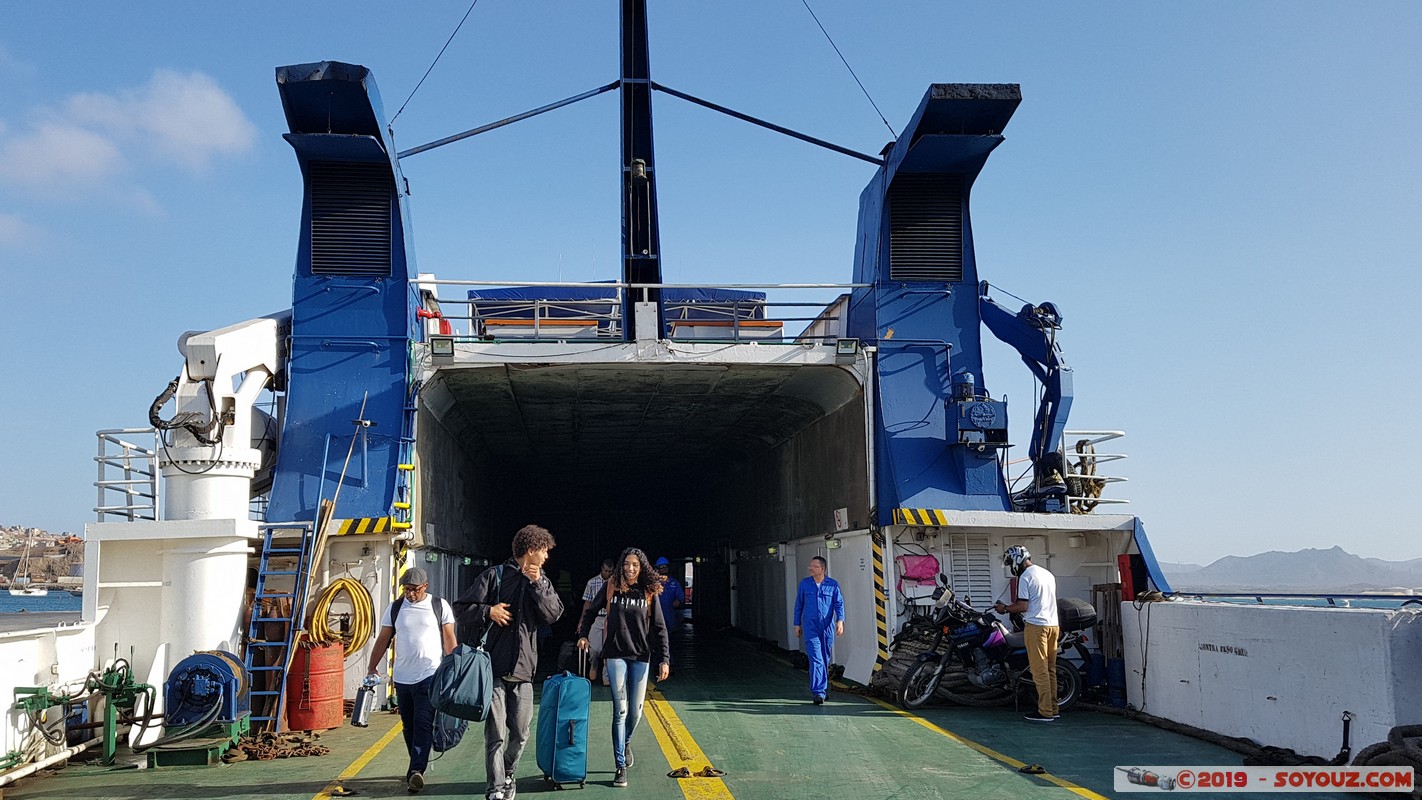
[620,0,663,340]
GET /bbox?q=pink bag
[895,554,940,593]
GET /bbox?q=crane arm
[979,286,1074,490]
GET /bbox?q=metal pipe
[398,81,620,158]
[650,81,884,166]
[0,737,101,786]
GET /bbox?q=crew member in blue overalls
[793,555,845,705]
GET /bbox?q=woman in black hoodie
[577,547,669,788]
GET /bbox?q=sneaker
[613,767,628,788]
[503,777,517,800]
[625,745,633,767]
[813,695,824,705]
[1024,712,1057,722]
[407,771,425,793]
[484,787,504,800]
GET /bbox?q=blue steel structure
[266,62,420,524]
[845,85,1039,520]
[252,22,1171,595]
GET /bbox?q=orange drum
[285,637,345,731]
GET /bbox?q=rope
[1351,726,1422,798]
[390,0,482,125]
[799,0,897,138]
[308,576,375,655]
[1069,439,1106,514]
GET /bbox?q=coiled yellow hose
[308,576,375,656]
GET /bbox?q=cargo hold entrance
[414,357,868,629]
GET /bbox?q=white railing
[1062,429,1129,511]
[94,428,161,521]
[411,278,867,343]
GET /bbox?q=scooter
[897,576,1094,711]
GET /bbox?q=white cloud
[0,213,41,248]
[0,121,124,186]
[64,70,257,171]
[0,69,256,192]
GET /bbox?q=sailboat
[8,534,48,597]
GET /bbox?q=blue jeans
[394,676,436,777]
[605,658,649,769]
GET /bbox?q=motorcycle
[896,576,1093,711]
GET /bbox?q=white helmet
[1003,545,1031,576]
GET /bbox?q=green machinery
[11,650,251,768]
[13,658,154,766]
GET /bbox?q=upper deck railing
[94,428,160,521]
[1063,429,1129,513]
[412,278,868,344]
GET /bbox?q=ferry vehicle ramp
[3,628,1300,800]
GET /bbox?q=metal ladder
[243,521,316,732]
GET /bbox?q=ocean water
[0,592,82,614]
[1194,596,1419,611]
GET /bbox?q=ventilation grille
[889,174,963,282]
[947,532,993,608]
[310,161,392,276]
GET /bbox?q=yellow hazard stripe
[338,517,392,535]
[892,508,948,526]
[871,536,890,671]
[647,688,733,800]
[309,718,403,800]
[863,694,1109,800]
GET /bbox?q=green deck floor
[4,628,1346,800]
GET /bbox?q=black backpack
[391,594,451,628]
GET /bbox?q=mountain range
[1159,546,1422,593]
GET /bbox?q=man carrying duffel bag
[454,525,564,800]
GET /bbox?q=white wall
[0,622,96,765]
[825,532,877,685]
[1123,601,1422,758]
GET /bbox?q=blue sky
[1,2,1418,565]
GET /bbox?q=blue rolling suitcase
[537,650,591,788]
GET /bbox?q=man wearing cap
[367,567,458,793]
[654,558,685,636]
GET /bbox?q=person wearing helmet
[793,556,846,705]
[993,545,1059,722]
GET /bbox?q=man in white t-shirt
[367,566,457,793]
[580,559,615,684]
[994,546,1059,722]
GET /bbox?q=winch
[147,650,251,766]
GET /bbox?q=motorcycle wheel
[1053,660,1082,711]
[1013,659,1083,712]
[898,660,944,709]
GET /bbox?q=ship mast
[620,0,664,340]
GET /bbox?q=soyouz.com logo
[1114,766,1414,792]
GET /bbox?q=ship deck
[4,627,1340,800]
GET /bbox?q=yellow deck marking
[646,688,734,800]
[862,691,1109,800]
[310,720,404,800]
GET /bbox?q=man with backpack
[455,524,564,800]
[367,566,458,793]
